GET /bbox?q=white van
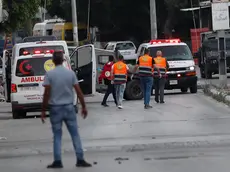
[2,40,72,119]
[33,19,64,36]
[135,39,197,93]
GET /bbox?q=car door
[70,45,96,95]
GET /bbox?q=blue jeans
[50,104,84,162]
[114,84,126,106]
[140,76,153,105]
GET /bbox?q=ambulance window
[77,46,92,67]
[19,46,65,56]
[149,45,193,60]
[15,57,54,77]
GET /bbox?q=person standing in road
[135,48,160,109]
[153,50,169,104]
[99,56,117,107]
[111,55,129,109]
[41,51,92,169]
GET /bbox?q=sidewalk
[200,78,230,106]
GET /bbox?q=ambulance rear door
[70,44,96,95]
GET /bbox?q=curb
[203,85,230,106]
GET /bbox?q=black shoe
[155,99,159,103]
[101,103,109,107]
[160,101,165,104]
[76,160,92,167]
[145,105,153,109]
[47,161,63,169]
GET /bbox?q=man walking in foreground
[135,48,160,109]
[111,55,129,109]
[154,50,169,104]
[41,51,92,169]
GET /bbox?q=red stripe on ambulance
[21,77,44,83]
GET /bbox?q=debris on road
[114,157,129,161]
[0,137,7,140]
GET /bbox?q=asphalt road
[1,89,230,171]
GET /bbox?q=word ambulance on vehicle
[135,39,197,93]
[2,37,73,119]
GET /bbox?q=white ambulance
[135,39,197,94]
[2,39,72,119]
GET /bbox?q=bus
[52,22,88,46]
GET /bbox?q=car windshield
[116,43,135,50]
[203,39,230,51]
[149,45,193,61]
[19,46,65,56]
[16,57,54,77]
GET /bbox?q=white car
[104,41,136,60]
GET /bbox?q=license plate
[20,87,38,91]
[169,80,178,85]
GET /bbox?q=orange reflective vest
[113,61,127,84]
[153,56,167,77]
[138,55,153,76]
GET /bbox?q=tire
[204,66,212,79]
[181,88,188,93]
[200,67,205,78]
[124,80,143,100]
[190,84,197,94]
[12,110,26,119]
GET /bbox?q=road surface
[1,90,230,171]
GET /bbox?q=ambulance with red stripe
[2,39,73,119]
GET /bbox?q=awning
[180,2,230,11]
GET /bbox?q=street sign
[212,2,229,30]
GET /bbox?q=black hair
[52,51,64,65]
[144,48,150,54]
[109,56,114,62]
[118,55,124,61]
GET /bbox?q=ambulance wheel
[181,88,188,93]
[124,80,143,100]
[12,110,26,119]
[190,84,197,94]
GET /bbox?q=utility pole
[218,31,227,88]
[0,0,2,23]
[71,0,79,46]
[149,0,157,39]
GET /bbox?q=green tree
[0,0,50,33]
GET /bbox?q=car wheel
[12,110,26,119]
[200,67,205,78]
[190,84,197,94]
[124,80,143,100]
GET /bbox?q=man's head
[118,55,124,61]
[156,50,162,57]
[109,56,114,62]
[52,51,64,65]
[144,48,150,55]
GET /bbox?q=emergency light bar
[150,39,181,44]
[22,49,55,56]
